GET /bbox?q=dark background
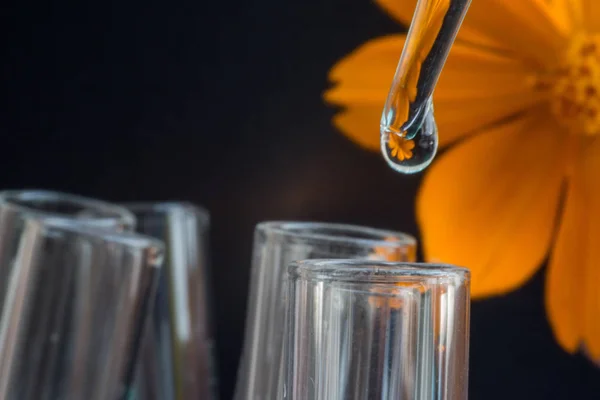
[2,0,600,399]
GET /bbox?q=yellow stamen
[532,34,600,136]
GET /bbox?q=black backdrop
[2,0,600,399]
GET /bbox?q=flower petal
[458,0,570,64]
[374,0,418,25]
[327,35,404,92]
[331,105,383,151]
[436,46,536,101]
[582,1,600,32]
[581,0,600,32]
[434,96,540,148]
[434,45,543,147]
[549,0,582,31]
[325,35,541,151]
[417,110,566,298]
[547,137,600,358]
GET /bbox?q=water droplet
[380,104,438,174]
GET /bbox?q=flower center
[533,34,600,136]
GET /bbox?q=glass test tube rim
[0,189,136,229]
[25,217,166,259]
[125,201,210,228]
[256,221,416,249]
[289,259,469,285]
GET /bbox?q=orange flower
[325,0,600,358]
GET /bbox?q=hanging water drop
[381,99,438,174]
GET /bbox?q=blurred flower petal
[547,137,600,357]
[417,110,566,297]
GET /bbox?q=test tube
[284,260,470,400]
[234,222,417,400]
[0,218,163,399]
[126,202,216,400]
